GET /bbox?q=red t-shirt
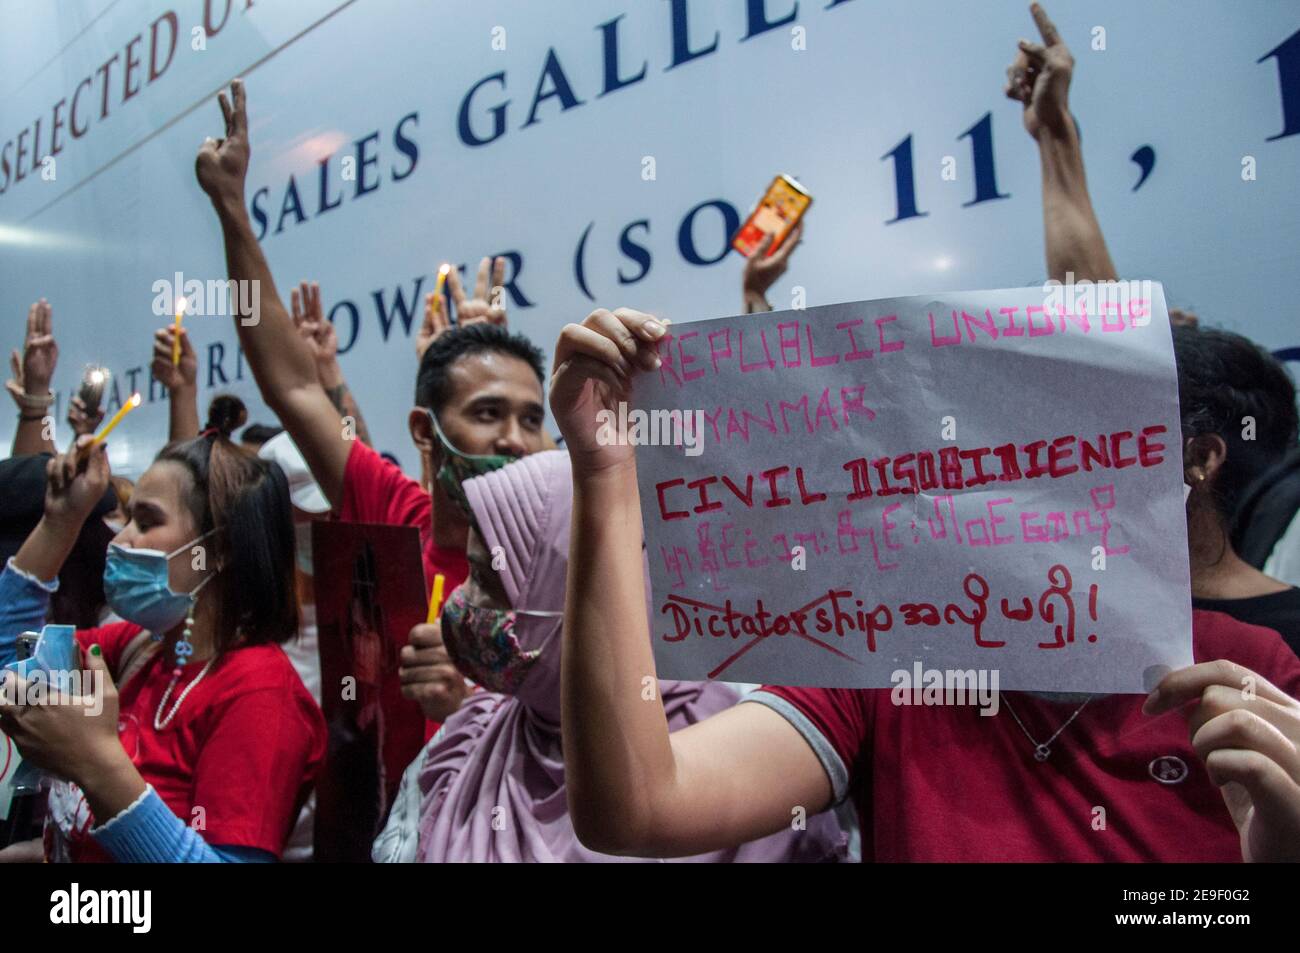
[338,441,468,601]
[753,609,1300,862]
[68,622,326,862]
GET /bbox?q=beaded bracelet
[12,390,54,410]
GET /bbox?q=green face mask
[426,409,517,515]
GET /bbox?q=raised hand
[416,257,508,359]
[7,299,58,406]
[43,436,110,530]
[195,78,250,206]
[66,396,104,437]
[1145,660,1300,862]
[1004,3,1075,141]
[415,281,452,360]
[549,308,667,472]
[742,221,804,314]
[291,281,339,367]
[450,257,508,328]
[150,326,197,392]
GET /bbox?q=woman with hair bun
[0,423,324,862]
[204,394,248,440]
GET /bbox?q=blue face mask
[103,530,217,635]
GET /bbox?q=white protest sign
[631,282,1192,693]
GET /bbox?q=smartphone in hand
[732,174,812,258]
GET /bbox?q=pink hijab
[415,451,846,862]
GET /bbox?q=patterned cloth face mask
[425,410,517,517]
[439,587,562,695]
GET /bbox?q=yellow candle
[92,393,142,446]
[427,572,446,625]
[172,297,185,365]
[433,263,450,314]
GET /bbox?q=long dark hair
[154,429,298,654]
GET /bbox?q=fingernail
[1140,688,1158,714]
[652,354,663,369]
[90,644,101,657]
[644,320,666,339]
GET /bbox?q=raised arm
[290,281,372,447]
[11,437,109,586]
[194,80,349,505]
[551,308,831,857]
[150,325,200,441]
[740,221,803,314]
[1006,3,1117,283]
[7,299,59,456]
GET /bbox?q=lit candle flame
[91,392,142,446]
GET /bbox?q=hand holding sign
[550,307,668,471]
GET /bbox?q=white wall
[2,0,1297,476]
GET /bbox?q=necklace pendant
[1033,744,1051,762]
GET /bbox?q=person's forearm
[210,198,348,504]
[0,560,57,661]
[11,384,56,455]
[89,783,272,862]
[78,744,150,827]
[12,515,83,584]
[168,382,200,441]
[318,362,373,447]
[1038,121,1117,283]
[213,199,321,408]
[743,290,772,315]
[563,460,677,852]
[11,410,55,456]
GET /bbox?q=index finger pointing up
[1031,3,1061,46]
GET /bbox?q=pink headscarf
[415,451,846,862]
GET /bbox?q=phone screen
[732,175,812,257]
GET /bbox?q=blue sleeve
[0,558,57,667]
[91,786,277,863]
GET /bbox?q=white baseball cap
[258,431,330,514]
